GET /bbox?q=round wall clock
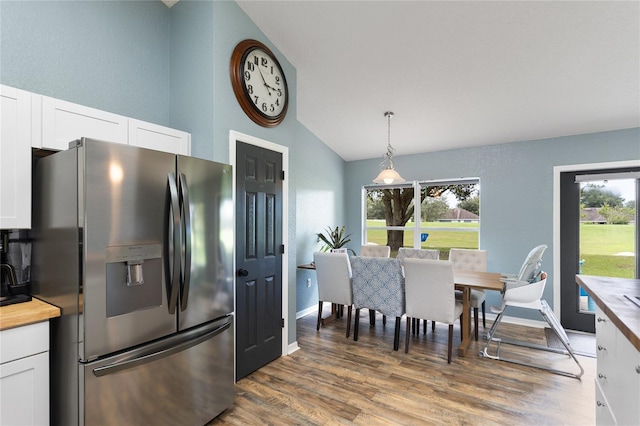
[230,39,289,128]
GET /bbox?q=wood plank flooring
[210,308,595,425]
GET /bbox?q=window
[363,179,480,259]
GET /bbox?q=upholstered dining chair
[404,258,463,363]
[449,248,488,340]
[395,247,440,333]
[350,256,405,351]
[360,244,391,258]
[395,247,440,263]
[313,252,353,338]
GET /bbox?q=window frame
[362,178,480,249]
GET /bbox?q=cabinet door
[128,118,191,155]
[0,85,32,229]
[40,96,127,150]
[0,351,49,426]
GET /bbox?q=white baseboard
[296,305,317,320]
[287,341,300,355]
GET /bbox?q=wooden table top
[454,270,505,292]
[0,298,60,331]
[576,274,640,352]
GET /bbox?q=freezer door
[177,156,233,330]
[81,140,177,360]
[82,317,234,426]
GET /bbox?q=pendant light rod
[373,111,405,184]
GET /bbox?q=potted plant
[316,226,356,255]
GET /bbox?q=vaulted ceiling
[237,1,639,161]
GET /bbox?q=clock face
[230,40,289,127]
[241,48,287,118]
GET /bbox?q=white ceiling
[234,1,639,162]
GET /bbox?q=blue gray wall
[0,0,171,126]
[345,128,640,319]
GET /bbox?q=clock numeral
[246,61,255,72]
[247,84,254,95]
[244,70,251,81]
[261,57,268,67]
[253,55,259,66]
[275,98,280,107]
[270,104,275,113]
[275,76,280,85]
[253,95,259,105]
[262,102,268,112]
[276,89,282,97]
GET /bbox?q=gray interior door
[235,141,283,380]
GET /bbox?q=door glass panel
[579,178,637,312]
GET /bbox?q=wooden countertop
[0,298,61,331]
[576,275,640,352]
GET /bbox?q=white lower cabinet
[0,321,50,426]
[595,308,640,425]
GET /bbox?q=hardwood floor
[211,308,595,425]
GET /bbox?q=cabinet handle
[596,317,606,323]
[597,345,606,351]
[598,373,607,379]
[597,401,606,407]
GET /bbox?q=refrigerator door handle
[92,319,231,377]
[179,172,192,311]
[165,172,181,314]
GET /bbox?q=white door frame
[552,159,640,320]
[229,130,289,358]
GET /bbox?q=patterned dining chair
[449,248,488,340]
[360,244,391,258]
[350,256,405,351]
[404,258,463,363]
[313,252,354,338]
[395,247,440,263]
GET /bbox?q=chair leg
[346,306,352,338]
[482,301,486,328]
[369,310,375,327]
[405,316,411,353]
[474,307,479,341]
[393,317,401,351]
[354,309,360,341]
[411,318,416,335]
[423,319,427,334]
[447,324,454,363]
[432,321,436,332]
[383,315,387,326]
[317,301,323,331]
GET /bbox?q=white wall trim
[229,130,292,358]
[552,159,640,321]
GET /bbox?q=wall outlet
[306,278,311,288]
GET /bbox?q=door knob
[237,269,249,277]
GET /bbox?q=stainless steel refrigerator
[33,138,234,425]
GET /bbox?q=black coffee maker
[0,230,31,306]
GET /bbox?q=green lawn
[580,224,635,278]
[366,221,636,274]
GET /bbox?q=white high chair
[480,245,584,379]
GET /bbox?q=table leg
[457,287,473,357]
[321,303,339,325]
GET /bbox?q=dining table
[453,270,505,356]
[299,261,505,356]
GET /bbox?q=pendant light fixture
[373,111,405,184]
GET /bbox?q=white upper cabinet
[38,95,128,150]
[128,118,191,155]
[1,85,32,229]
